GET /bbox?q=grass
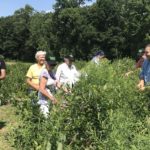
[0,104,21,150]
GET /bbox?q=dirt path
[0,105,20,150]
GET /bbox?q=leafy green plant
[0,63,29,105]
[9,59,150,149]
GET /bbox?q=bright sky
[0,0,96,17]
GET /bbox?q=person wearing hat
[91,50,105,65]
[38,60,68,117]
[38,60,58,117]
[0,55,6,80]
[55,55,80,88]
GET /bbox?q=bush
[11,58,150,149]
[0,63,29,105]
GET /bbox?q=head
[35,51,46,65]
[94,50,105,59]
[141,52,147,59]
[45,61,57,71]
[144,44,150,59]
[64,55,74,66]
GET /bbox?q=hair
[35,51,46,59]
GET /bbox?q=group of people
[26,51,80,117]
[1,45,150,116]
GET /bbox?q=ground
[0,105,20,150]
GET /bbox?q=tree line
[1,0,150,61]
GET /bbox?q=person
[138,44,150,90]
[91,50,105,65]
[0,55,6,80]
[26,51,46,92]
[55,55,80,88]
[136,49,146,68]
[125,49,146,76]
[38,61,67,117]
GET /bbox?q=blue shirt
[140,59,150,85]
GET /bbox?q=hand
[52,98,58,105]
[125,71,133,77]
[55,80,61,88]
[139,86,145,91]
[137,81,145,91]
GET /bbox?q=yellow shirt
[26,64,45,85]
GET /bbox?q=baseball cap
[47,60,57,66]
[47,56,57,66]
[94,50,105,57]
[64,54,74,61]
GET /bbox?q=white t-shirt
[55,63,80,86]
[91,57,99,65]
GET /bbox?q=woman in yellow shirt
[26,51,46,91]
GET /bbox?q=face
[145,47,150,59]
[142,53,147,59]
[64,58,72,66]
[37,54,46,65]
[97,55,104,59]
[45,62,55,71]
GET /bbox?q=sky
[0,0,96,17]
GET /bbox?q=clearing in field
[0,105,21,150]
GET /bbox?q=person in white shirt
[91,50,105,65]
[55,55,80,88]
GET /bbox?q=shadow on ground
[0,121,6,129]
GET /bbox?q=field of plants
[0,59,150,150]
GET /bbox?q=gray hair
[35,51,46,59]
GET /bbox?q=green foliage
[11,59,150,149]
[54,0,91,10]
[74,60,87,70]
[0,63,29,105]
[1,1,150,60]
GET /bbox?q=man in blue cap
[91,50,105,64]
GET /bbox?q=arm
[39,76,57,104]
[137,79,145,91]
[0,69,6,80]
[73,65,80,82]
[26,66,39,91]
[125,71,134,76]
[55,80,69,93]
[0,61,6,80]
[55,65,61,81]
[136,58,144,69]
[26,78,39,91]
[138,61,146,90]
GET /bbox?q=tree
[54,0,92,10]
[12,5,35,60]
